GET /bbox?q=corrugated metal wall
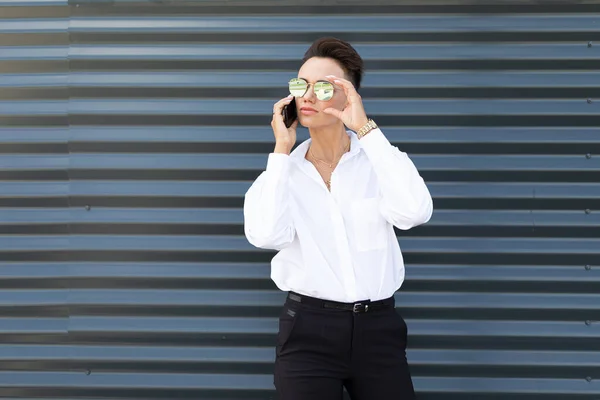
[1,1,599,398]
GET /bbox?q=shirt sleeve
[358,128,434,230]
[243,152,296,250]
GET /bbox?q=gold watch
[356,119,377,139]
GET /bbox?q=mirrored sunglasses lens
[289,79,307,97]
[314,81,334,101]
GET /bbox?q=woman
[244,37,433,400]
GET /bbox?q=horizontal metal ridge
[0,318,66,332]
[1,345,599,383]
[55,317,600,337]
[3,71,600,88]
[2,127,600,147]
[1,99,597,115]
[0,262,595,283]
[0,235,598,254]
[0,19,67,32]
[62,15,600,33]
[3,44,597,61]
[67,43,600,60]
[0,317,598,345]
[4,14,597,34]
[0,345,598,367]
[0,372,595,395]
[0,0,65,6]
[1,289,599,310]
[2,153,597,171]
[0,46,67,59]
[0,371,272,389]
[0,208,598,227]
[3,126,598,144]
[2,181,600,198]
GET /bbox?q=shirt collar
[289,130,362,165]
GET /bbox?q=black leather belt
[287,291,394,314]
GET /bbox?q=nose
[302,84,316,102]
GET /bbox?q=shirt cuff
[266,152,292,179]
[357,128,392,155]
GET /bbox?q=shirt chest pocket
[350,198,389,252]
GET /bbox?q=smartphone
[282,97,297,128]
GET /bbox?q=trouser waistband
[287,291,395,314]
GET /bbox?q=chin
[298,116,314,128]
[299,116,337,129]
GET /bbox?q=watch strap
[356,119,378,139]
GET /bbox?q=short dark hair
[302,37,364,91]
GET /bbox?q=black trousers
[274,291,416,400]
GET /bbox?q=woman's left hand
[322,75,369,132]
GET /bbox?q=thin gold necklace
[308,138,351,190]
[309,138,350,169]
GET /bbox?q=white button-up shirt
[243,128,433,303]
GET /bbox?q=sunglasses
[288,78,335,101]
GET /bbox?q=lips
[300,107,318,115]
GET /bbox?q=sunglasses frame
[288,78,335,101]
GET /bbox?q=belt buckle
[353,302,369,313]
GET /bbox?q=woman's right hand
[271,95,298,154]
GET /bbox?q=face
[291,57,348,129]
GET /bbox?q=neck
[307,122,349,162]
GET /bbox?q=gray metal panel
[0,0,599,399]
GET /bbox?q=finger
[271,95,294,124]
[325,75,359,102]
[272,97,294,121]
[273,96,292,112]
[324,75,354,89]
[272,95,294,119]
[276,94,294,105]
